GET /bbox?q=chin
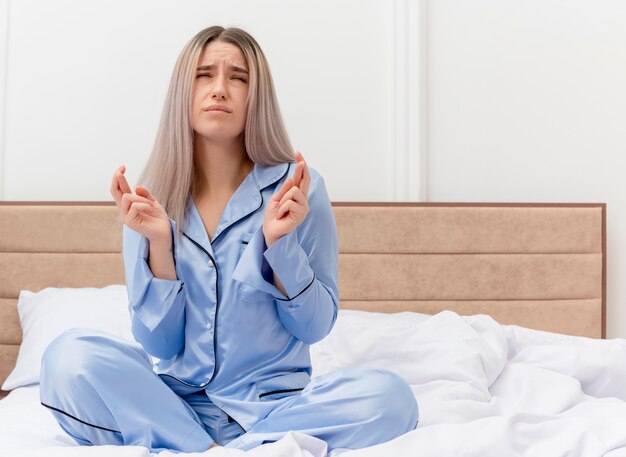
[194,130,244,143]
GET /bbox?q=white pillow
[310,309,432,378]
[310,309,507,394]
[2,285,134,391]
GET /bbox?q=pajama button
[206,322,212,330]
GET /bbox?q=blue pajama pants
[39,329,419,453]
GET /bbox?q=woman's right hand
[110,165,171,245]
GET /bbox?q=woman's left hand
[263,151,311,248]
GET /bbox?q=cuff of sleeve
[263,230,315,300]
[132,258,184,332]
[129,220,184,331]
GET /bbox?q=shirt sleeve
[122,220,186,359]
[232,173,339,344]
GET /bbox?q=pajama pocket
[255,371,311,401]
[236,232,277,304]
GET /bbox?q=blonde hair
[135,26,294,239]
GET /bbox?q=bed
[3,201,624,457]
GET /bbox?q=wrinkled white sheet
[3,309,626,457]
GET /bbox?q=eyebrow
[196,64,249,75]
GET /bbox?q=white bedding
[3,309,626,457]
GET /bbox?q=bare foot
[210,442,220,449]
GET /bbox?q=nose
[210,74,227,100]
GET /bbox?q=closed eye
[195,73,247,83]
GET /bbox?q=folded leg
[39,328,215,453]
[224,366,419,451]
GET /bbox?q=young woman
[40,26,419,452]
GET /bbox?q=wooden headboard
[0,202,606,397]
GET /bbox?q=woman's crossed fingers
[264,151,312,246]
[292,151,310,198]
[111,165,153,214]
[271,151,311,208]
[110,165,132,208]
[109,165,169,243]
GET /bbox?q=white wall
[2,1,625,338]
[0,0,422,202]
[427,0,626,338]
[0,0,8,196]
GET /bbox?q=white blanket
[3,310,626,457]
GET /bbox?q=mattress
[2,309,626,457]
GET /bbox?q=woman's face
[191,40,249,143]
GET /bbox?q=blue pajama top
[122,162,339,431]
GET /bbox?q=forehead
[197,40,247,68]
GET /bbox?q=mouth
[204,105,232,113]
